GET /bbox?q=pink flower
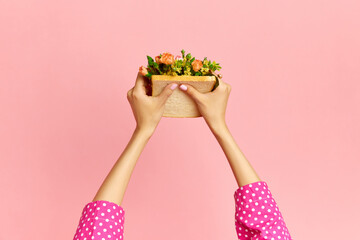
[160,52,175,65]
[155,55,161,64]
[175,55,182,60]
[191,59,203,72]
[139,66,148,76]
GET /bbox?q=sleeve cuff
[80,200,125,223]
[74,200,125,240]
[234,181,274,205]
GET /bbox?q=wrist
[208,121,229,137]
[134,126,154,140]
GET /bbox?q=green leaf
[152,62,163,74]
[147,55,155,67]
[190,57,195,63]
[147,67,155,75]
[147,55,154,62]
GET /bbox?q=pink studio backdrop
[1,1,359,239]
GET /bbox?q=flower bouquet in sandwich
[139,49,222,118]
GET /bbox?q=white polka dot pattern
[73,200,125,240]
[234,181,292,240]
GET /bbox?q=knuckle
[132,91,140,99]
[219,84,227,91]
[226,84,232,91]
[163,88,172,96]
[127,90,132,99]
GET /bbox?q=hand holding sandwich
[179,76,232,134]
[127,72,178,137]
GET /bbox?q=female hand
[127,71,178,136]
[179,75,231,132]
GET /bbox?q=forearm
[92,127,152,206]
[210,123,261,187]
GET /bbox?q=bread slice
[151,75,216,118]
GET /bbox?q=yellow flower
[184,67,191,75]
[200,67,210,75]
[203,59,210,65]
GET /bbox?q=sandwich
[139,49,222,118]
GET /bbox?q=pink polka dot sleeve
[234,181,292,240]
[73,200,125,240]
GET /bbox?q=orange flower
[139,66,148,76]
[191,59,203,72]
[159,52,175,65]
[155,55,161,64]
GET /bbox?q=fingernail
[180,84,187,91]
[171,83,178,90]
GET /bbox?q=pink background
[1,1,359,239]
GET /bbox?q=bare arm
[180,74,293,240]
[92,127,151,206]
[210,123,261,187]
[92,71,178,206]
[72,71,178,240]
[179,75,293,239]
[179,74,260,187]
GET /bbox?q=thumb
[179,83,203,103]
[158,83,178,103]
